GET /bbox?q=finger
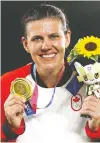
[80,109,93,116]
[82,101,97,109]
[5,94,26,106]
[4,98,26,109]
[81,104,96,112]
[84,96,99,102]
[80,110,100,120]
[5,104,24,117]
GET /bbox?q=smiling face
[22,18,71,73]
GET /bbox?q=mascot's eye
[94,73,99,79]
[87,67,91,71]
[83,75,88,81]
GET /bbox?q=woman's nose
[41,38,52,51]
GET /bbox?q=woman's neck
[36,64,64,88]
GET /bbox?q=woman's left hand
[80,95,100,131]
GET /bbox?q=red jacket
[1,63,100,142]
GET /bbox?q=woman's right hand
[4,94,26,128]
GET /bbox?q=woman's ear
[21,37,30,53]
[65,29,71,48]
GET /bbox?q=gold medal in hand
[10,78,33,101]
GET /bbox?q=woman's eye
[50,35,59,39]
[32,36,43,42]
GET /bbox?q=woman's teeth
[42,54,56,58]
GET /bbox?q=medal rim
[10,78,33,100]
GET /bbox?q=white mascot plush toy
[74,62,100,98]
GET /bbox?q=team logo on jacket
[71,94,82,111]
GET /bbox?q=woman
[1,4,100,142]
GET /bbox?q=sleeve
[85,121,100,140]
[1,74,25,142]
[1,119,25,142]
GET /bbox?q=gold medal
[10,78,33,101]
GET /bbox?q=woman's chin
[41,64,57,71]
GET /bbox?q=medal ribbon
[30,64,65,110]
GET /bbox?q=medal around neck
[10,78,33,101]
